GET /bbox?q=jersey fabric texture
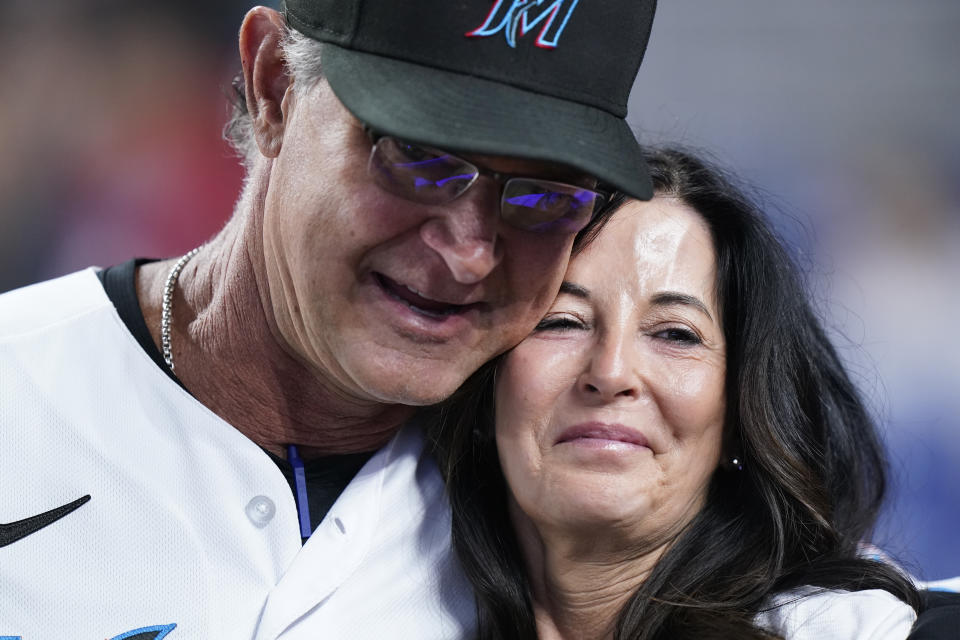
[0,269,476,639]
[757,587,917,639]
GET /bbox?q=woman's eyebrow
[558,281,590,298]
[650,291,713,322]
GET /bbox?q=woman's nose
[576,334,641,402]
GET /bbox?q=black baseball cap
[282,0,657,200]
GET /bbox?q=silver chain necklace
[161,247,200,372]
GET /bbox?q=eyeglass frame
[363,127,611,234]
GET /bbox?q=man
[0,1,656,637]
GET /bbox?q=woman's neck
[510,502,667,640]
[530,561,647,640]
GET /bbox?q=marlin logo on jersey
[0,624,174,640]
[466,0,580,49]
[109,624,176,640]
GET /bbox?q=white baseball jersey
[757,587,917,639]
[0,269,476,639]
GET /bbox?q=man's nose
[576,333,642,402]
[419,182,503,284]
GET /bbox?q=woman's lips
[555,422,650,450]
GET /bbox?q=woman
[429,148,920,639]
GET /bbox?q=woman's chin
[529,483,656,535]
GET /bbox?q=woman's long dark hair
[427,147,919,639]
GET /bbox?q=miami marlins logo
[466,0,580,49]
[0,623,174,640]
[109,624,177,640]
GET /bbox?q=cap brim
[321,44,652,201]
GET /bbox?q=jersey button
[245,495,276,527]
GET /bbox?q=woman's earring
[727,456,744,472]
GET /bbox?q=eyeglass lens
[368,137,601,234]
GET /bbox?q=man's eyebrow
[558,281,590,298]
[650,291,713,322]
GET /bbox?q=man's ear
[239,7,291,158]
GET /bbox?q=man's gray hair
[224,26,325,168]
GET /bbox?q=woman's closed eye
[534,313,588,333]
[651,326,702,346]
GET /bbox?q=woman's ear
[239,7,291,158]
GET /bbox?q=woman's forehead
[565,198,717,304]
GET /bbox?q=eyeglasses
[366,133,607,235]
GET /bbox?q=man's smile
[374,272,482,318]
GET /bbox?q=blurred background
[1,1,957,578]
